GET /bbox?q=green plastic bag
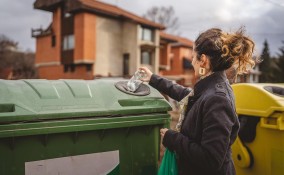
[157,148,178,175]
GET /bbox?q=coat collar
[193,71,227,98]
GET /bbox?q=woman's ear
[200,54,211,69]
[200,54,207,66]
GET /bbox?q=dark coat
[149,71,239,175]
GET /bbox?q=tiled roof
[34,0,165,29]
[160,32,193,48]
[78,0,165,29]
[160,32,179,42]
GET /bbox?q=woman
[140,28,255,175]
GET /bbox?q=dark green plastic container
[0,79,171,175]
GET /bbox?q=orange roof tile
[78,0,165,29]
[160,32,179,42]
[34,0,165,29]
[160,32,193,48]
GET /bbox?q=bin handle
[232,137,252,168]
[0,104,15,113]
[260,117,284,130]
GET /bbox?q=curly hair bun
[220,28,255,74]
[194,27,255,74]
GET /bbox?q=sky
[0,0,283,56]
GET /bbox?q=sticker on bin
[25,150,119,175]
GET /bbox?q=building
[237,65,261,83]
[159,32,195,87]
[32,0,165,79]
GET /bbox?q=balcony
[31,25,52,38]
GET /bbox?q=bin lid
[0,79,171,123]
[232,83,284,117]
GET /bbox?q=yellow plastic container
[231,83,284,175]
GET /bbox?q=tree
[0,34,18,52]
[143,6,180,35]
[0,34,37,79]
[275,41,284,82]
[259,40,275,82]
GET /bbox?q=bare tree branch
[143,6,180,35]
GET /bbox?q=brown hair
[194,27,255,74]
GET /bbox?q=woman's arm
[149,74,191,102]
[139,67,191,101]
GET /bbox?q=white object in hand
[127,70,147,92]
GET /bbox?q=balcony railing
[31,27,52,38]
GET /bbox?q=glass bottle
[126,70,147,92]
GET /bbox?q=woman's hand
[139,67,153,82]
[160,128,169,137]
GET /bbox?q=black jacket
[149,71,239,175]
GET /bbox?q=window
[70,64,75,72]
[141,51,152,65]
[123,53,130,76]
[64,64,69,73]
[252,74,256,82]
[86,64,92,72]
[51,35,56,47]
[183,57,193,69]
[140,27,153,41]
[64,64,76,73]
[63,35,74,50]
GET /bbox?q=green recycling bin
[0,79,171,175]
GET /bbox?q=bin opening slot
[0,104,15,113]
[264,86,284,97]
[238,115,260,143]
[115,81,150,96]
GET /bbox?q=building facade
[32,0,164,79]
[159,32,195,87]
[237,65,261,83]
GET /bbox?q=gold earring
[199,67,206,76]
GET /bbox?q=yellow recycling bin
[231,83,284,175]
